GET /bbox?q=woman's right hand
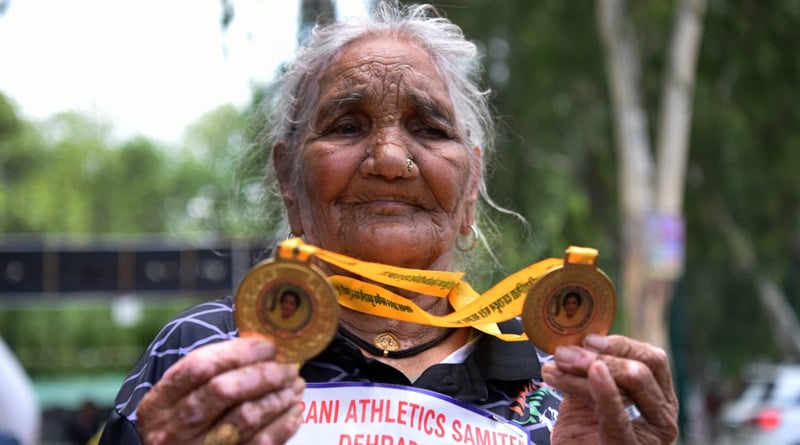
[136,337,305,444]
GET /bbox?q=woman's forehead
[321,36,445,92]
[312,36,454,115]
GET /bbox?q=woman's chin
[339,226,449,268]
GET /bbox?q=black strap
[338,327,456,359]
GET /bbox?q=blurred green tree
[437,0,800,377]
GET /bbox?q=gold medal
[521,246,616,354]
[234,253,339,363]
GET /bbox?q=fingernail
[292,377,307,396]
[248,337,275,355]
[584,334,608,352]
[554,346,581,364]
[291,402,304,418]
[542,363,564,378]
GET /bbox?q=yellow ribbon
[277,238,581,342]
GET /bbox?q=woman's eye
[416,126,450,140]
[409,116,453,140]
[327,119,362,136]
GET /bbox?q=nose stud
[406,158,415,172]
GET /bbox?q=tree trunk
[648,0,707,349]
[596,0,653,342]
[597,0,706,349]
[656,0,706,216]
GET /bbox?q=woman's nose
[360,131,417,179]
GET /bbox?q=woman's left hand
[541,334,679,444]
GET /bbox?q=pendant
[234,253,339,363]
[521,246,616,354]
[373,332,402,353]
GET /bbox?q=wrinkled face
[275,36,479,269]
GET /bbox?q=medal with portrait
[522,247,616,354]
[234,256,339,363]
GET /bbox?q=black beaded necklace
[339,327,456,359]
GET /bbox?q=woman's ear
[273,142,304,236]
[462,146,482,235]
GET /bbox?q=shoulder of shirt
[142,295,237,361]
[145,296,237,353]
[112,296,237,419]
[536,348,554,366]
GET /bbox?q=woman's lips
[353,199,419,215]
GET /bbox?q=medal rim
[234,257,339,363]
[521,262,616,354]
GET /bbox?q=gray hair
[247,1,516,277]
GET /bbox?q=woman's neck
[313,255,470,378]
[338,297,470,380]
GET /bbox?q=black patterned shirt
[99,296,561,444]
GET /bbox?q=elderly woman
[100,2,678,444]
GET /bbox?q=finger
[586,334,680,426]
[137,337,280,440]
[551,341,678,432]
[556,336,678,407]
[201,376,306,443]
[148,337,278,410]
[549,346,675,424]
[552,345,597,377]
[542,362,618,407]
[172,360,300,435]
[248,402,305,444]
[543,362,587,401]
[547,347,656,405]
[585,334,677,405]
[588,361,637,445]
[600,355,678,431]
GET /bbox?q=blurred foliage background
[1,0,799,441]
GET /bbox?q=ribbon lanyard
[277,238,575,342]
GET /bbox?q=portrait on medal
[545,287,594,333]
[257,284,313,335]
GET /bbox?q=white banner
[288,382,529,445]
